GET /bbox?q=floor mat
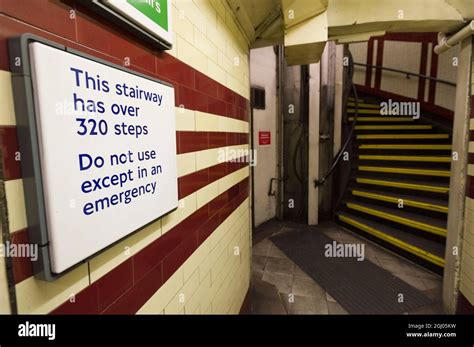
[270,230,433,314]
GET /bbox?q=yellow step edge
[349,117,415,122]
[359,166,450,177]
[357,134,450,140]
[355,125,432,130]
[359,144,452,150]
[348,109,415,115]
[347,102,380,109]
[356,178,449,193]
[348,109,383,114]
[351,190,448,213]
[337,215,445,267]
[345,202,447,237]
[348,97,365,103]
[359,155,451,163]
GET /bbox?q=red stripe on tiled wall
[176,132,248,154]
[365,38,374,87]
[355,84,454,119]
[465,96,474,199]
[10,155,249,285]
[0,129,249,182]
[466,175,474,200]
[459,95,474,314]
[428,48,439,104]
[178,156,248,200]
[0,0,251,311]
[457,292,474,314]
[9,228,31,284]
[361,32,452,119]
[417,42,428,101]
[0,3,249,120]
[0,2,249,182]
[50,177,249,314]
[374,39,384,90]
[0,126,21,180]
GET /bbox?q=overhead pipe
[434,20,474,54]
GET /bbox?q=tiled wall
[460,193,474,309]
[0,0,251,314]
[349,33,456,119]
[458,40,474,312]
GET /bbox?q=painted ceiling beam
[284,11,328,65]
[327,0,465,37]
[283,0,467,65]
[281,0,328,29]
[226,0,471,65]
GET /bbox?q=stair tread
[359,144,452,150]
[349,117,415,122]
[358,165,450,171]
[356,176,449,188]
[348,109,415,115]
[347,102,380,109]
[358,154,451,162]
[355,176,450,194]
[350,188,449,209]
[359,154,450,157]
[358,165,450,177]
[348,97,365,103]
[357,134,450,138]
[344,200,447,231]
[355,125,433,129]
[336,211,445,259]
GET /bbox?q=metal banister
[353,62,456,87]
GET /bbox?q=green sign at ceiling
[127,0,168,31]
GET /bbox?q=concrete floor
[251,219,444,315]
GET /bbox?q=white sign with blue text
[29,42,177,274]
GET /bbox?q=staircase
[335,95,451,275]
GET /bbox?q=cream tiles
[15,264,89,314]
[0,70,15,126]
[175,107,196,131]
[5,179,27,233]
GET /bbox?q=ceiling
[227,0,474,65]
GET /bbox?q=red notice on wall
[258,131,271,146]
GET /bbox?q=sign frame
[76,0,173,50]
[8,34,177,281]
